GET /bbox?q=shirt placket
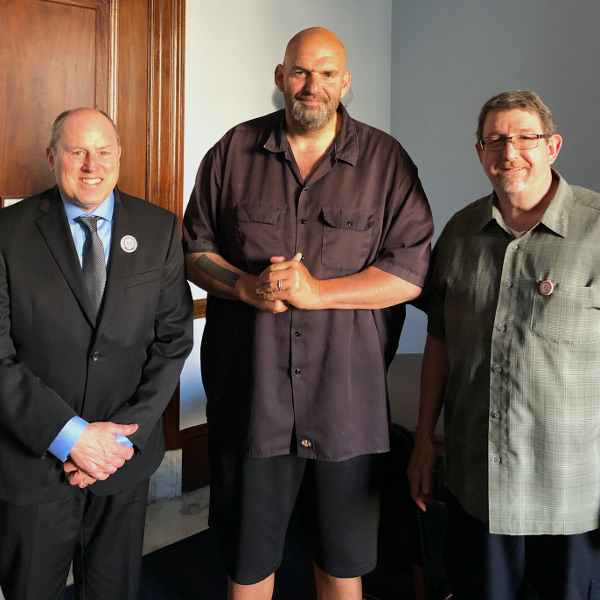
[488,236,522,529]
[289,182,315,457]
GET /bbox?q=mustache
[497,160,529,169]
[294,91,327,103]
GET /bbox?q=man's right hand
[407,434,437,512]
[69,422,138,480]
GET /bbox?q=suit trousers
[0,479,149,600]
[444,491,600,600]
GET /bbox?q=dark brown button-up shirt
[183,106,433,461]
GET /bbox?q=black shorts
[208,445,383,585]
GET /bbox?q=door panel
[0,0,109,197]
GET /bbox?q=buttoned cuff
[48,416,89,462]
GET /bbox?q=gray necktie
[75,216,106,319]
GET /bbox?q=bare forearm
[415,333,449,440]
[185,252,245,301]
[407,333,449,510]
[316,266,422,310]
[185,252,288,313]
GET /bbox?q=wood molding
[147,0,185,217]
[194,298,207,319]
[144,0,186,449]
[181,423,210,491]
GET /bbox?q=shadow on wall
[388,353,444,434]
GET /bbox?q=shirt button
[513,244,519,250]
[91,352,100,362]
[493,365,502,374]
[300,219,306,224]
[493,456,502,464]
[300,439,312,448]
[497,324,506,332]
[492,411,501,419]
[505,280,513,288]
[294,331,301,337]
[294,368,301,375]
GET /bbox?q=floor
[0,487,211,600]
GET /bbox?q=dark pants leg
[443,492,535,600]
[526,529,600,600]
[444,492,600,600]
[0,479,148,600]
[73,479,149,600]
[0,491,84,600]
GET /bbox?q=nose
[304,73,320,95]
[82,153,97,171]
[501,138,520,159]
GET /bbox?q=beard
[493,161,530,194]
[286,91,340,132]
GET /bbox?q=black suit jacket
[0,187,193,504]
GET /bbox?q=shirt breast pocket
[531,284,600,344]
[321,208,374,275]
[234,203,285,273]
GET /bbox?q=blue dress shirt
[48,193,132,462]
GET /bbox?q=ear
[340,70,351,98]
[274,64,285,92]
[475,142,484,165]
[46,147,55,172]
[546,134,562,165]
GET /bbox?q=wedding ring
[277,279,283,291]
[83,479,88,485]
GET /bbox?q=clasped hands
[247,253,321,314]
[63,421,138,489]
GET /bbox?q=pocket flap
[322,208,373,231]
[235,204,286,226]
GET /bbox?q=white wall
[184,0,393,207]
[391,0,600,354]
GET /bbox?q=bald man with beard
[183,28,433,599]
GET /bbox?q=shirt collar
[62,191,115,224]
[478,170,570,238]
[263,104,359,167]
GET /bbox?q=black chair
[363,424,452,600]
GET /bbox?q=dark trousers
[444,492,600,600]
[0,479,149,600]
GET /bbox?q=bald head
[275,28,351,134]
[283,27,347,71]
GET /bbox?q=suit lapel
[35,188,96,325]
[98,189,134,331]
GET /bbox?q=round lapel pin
[539,280,554,296]
[120,235,138,253]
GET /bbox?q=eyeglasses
[478,134,549,151]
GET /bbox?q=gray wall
[392,0,600,353]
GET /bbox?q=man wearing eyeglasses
[408,90,600,599]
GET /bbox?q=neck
[285,111,341,181]
[496,174,558,233]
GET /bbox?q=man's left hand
[256,253,322,310]
[63,459,97,488]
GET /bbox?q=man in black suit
[0,108,193,600]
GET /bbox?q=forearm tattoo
[195,255,241,288]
